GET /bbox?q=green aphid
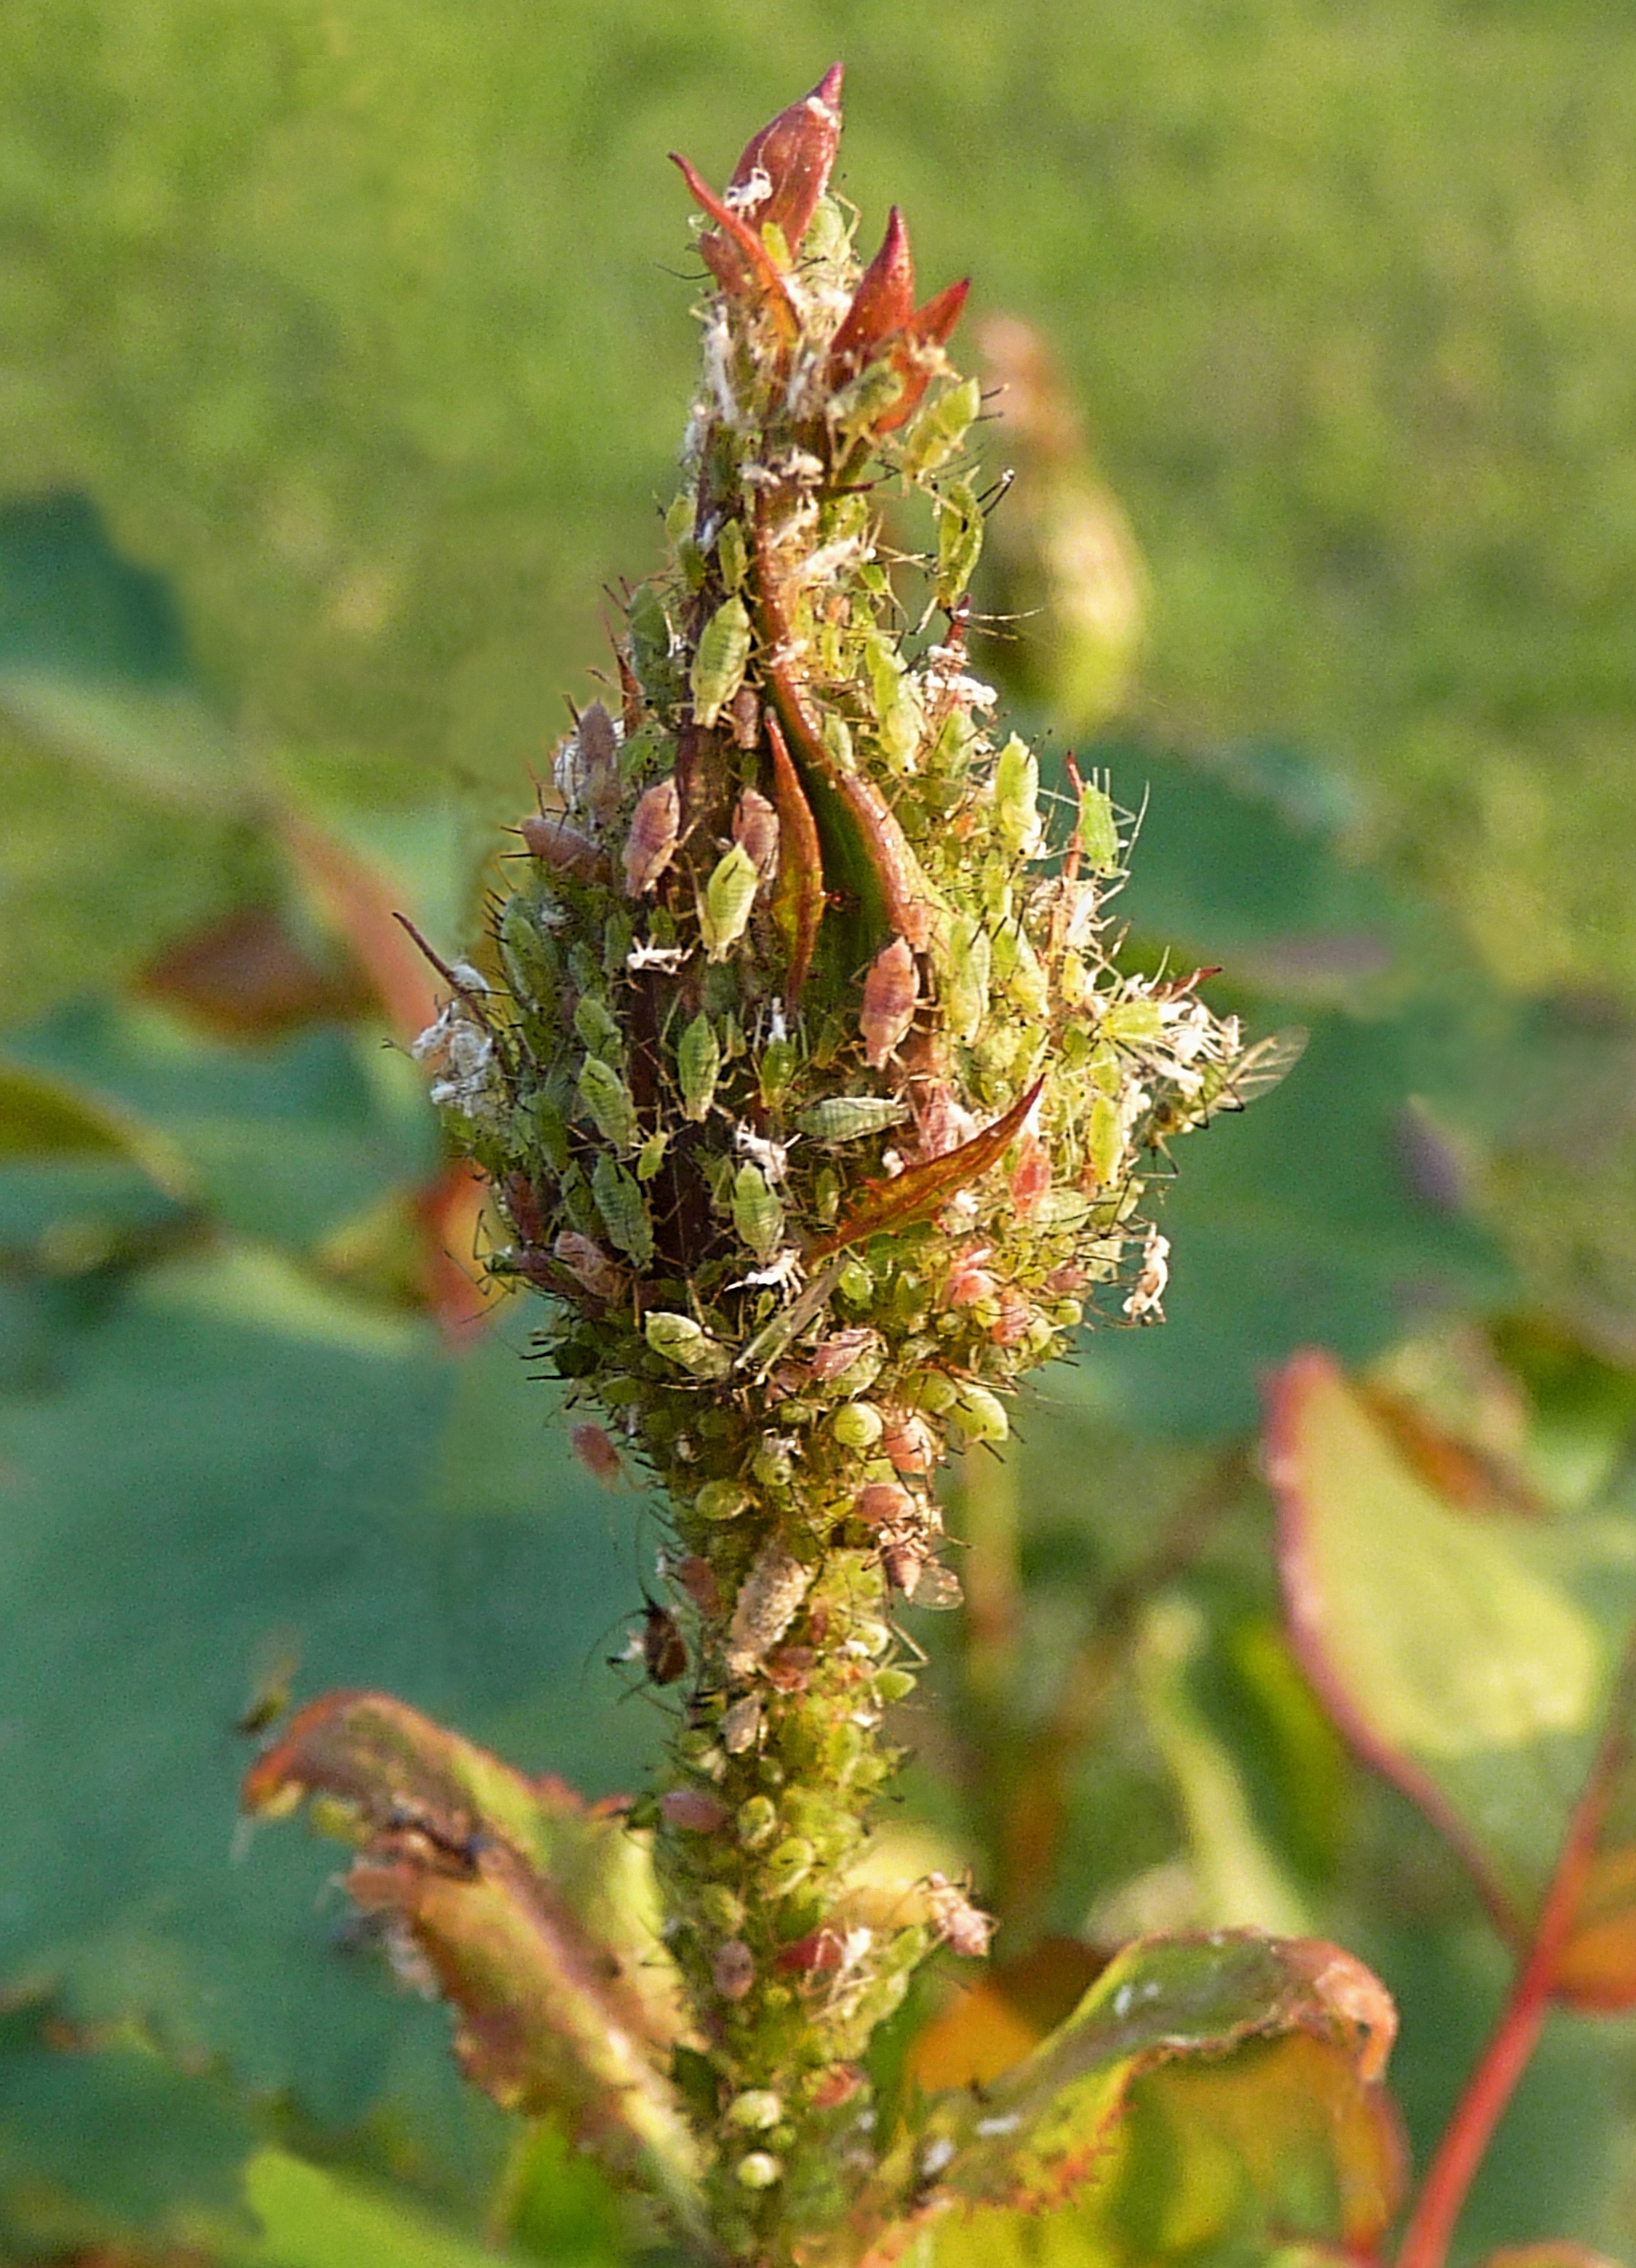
[521,1090,570,1173]
[732,1163,784,1261]
[717,517,749,594]
[933,480,984,610]
[864,637,921,771]
[943,912,991,1043]
[592,1154,653,1267]
[1075,776,1122,873]
[1102,996,1164,1044]
[1087,1093,1124,1185]
[644,1311,731,1381]
[992,736,1041,858]
[626,583,678,703]
[691,594,753,728]
[574,993,624,1062]
[821,711,854,770]
[796,1096,911,1144]
[758,1036,798,1107]
[698,843,760,960]
[828,359,906,444]
[896,373,982,480]
[677,1014,721,1122]
[636,1129,669,1183]
[499,896,559,1019]
[578,1056,638,1150]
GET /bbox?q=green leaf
[245,1693,703,2242]
[1268,1351,1636,2005]
[0,2000,256,2255]
[240,2147,526,2268]
[0,1249,662,2198]
[850,1931,1400,2267]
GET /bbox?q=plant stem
[1394,1637,1633,2268]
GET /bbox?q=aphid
[552,1231,627,1303]
[809,1326,881,1383]
[796,1094,910,1145]
[660,1788,729,1833]
[577,1056,638,1150]
[520,812,612,883]
[855,1481,915,1528]
[732,787,780,880]
[644,1311,733,1380]
[879,1409,938,1476]
[639,1594,689,1685]
[860,936,918,1068]
[721,1694,764,1754]
[944,1244,997,1308]
[623,778,681,897]
[923,1872,995,1958]
[592,1154,654,1268]
[731,1162,784,1260]
[879,1519,964,1610]
[1122,1226,1171,1321]
[698,842,761,960]
[570,1422,623,1488]
[942,912,991,1043]
[677,1013,722,1123]
[725,1542,813,1680]
[671,1554,722,1620]
[690,594,753,728]
[556,698,622,826]
[235,1633,301,1739]
[1009,1128,1052,1216]
[713,1938,756,2001]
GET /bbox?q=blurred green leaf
[0,1249,663,2202]
[1268,1350,1636,2004]
[241,2147,532,2268]
[0,2000,256,2255]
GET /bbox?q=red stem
[1394,1642,1635,2268]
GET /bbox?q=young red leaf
[722,63,844,254]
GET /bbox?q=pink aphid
[570,1422,623,1487]
[860,936,918,1069]
[990,1292,1032,1347]
[944,1244,996,1308]
[672,1554,723,1620]
[520,813,610,882]
[731,786,780,882]
[880,1409,937,1475]
[924,1872,995,1959]
[553,1230,627,1303]
[810,1326,881,1383]
[660,1789,728,1834]
[713,1939,756,2001]
[1009,1129,1052,1217]
[776,1927,845,1975]
[623,777,682,897]
[855,1481,915,1529]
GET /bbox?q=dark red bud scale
[671,153,799,339]
[828,207,917,381]
[724,63,844,253]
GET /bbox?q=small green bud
[910,1369,958,1414]
[874,1668,918,1704]
[752,1437,795,1488]
[736,2151,783,2190]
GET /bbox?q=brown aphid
[553,1230,628,1303]
[810,1326,881,1383]
[860,936,917,1069]
[570,1422,623,1489]
[923,1871,995,1958]
[855,1481,915,1528]
[728,683,761,751]
[763,1646,813,1693]
[639,1595,689,1685]
[672,1553,722,1620]
[660,1787,728,1832]
[520,812,612,882]
[713,1938,756,2001]
[731,786,780,882]
[879,1409,937,1475]
[564,698,622,829]
[624,777,681,897]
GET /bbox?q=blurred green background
[6,2,1636,2261]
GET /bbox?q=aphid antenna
[973,468,1016,516]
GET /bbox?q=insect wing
[906,1558,964,1611]
[1226,1025,1308,1107]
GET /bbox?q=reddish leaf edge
[1267,1349,1534,1952]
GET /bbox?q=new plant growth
[245,71,1413,2267]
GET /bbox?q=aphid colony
[412,66,1258,2240]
